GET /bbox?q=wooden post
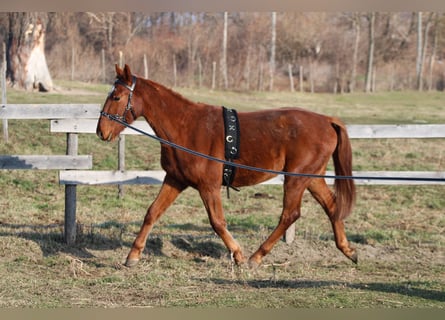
[118,135,125,198]
[211,61,216,90]
[390,64,395,91]
[101,48,106,83]
[173,55,177,87]
[288,63,294,92]
[71,46,75,81]
[143,54,148,79]
[119,51,124,68]
[299,65,304,93]
[285,223,295,245]
[197,56,202,88]
[2,42,8,143]
[117,51,125,198]
[309,60,314,93]
[65,133,78,245]
[258,63,263,91]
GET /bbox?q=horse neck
[140,80,194,142]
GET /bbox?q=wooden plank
[261,171,445,185]
[51,119,98,133]
[59,170,445,186]
[0,155,92,170]
[51,119,445,139]
[50,119,155,135]
[59,170,166,185]
[0,104,101,119]
[347,124,445,138]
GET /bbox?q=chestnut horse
[97,64,357,268]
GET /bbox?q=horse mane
[141,77,197,107]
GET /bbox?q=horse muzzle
[96,128,114,142]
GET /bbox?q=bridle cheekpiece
[100,75,137,123]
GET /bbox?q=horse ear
[115,64,123,77]
[123,64,132,82]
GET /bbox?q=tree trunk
[416,12,423,90]
[427,14,440,91]
[417,12,434,91]
[350,13,361,93]
[221,12,228,89]
[269,12,276,91]
[365,12,375,93]
[6,12,53,91]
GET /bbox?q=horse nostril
[97,130,105,141]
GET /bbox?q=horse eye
[112,96,121,101]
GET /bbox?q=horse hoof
[247,258,261,270]
[125,258,140,268]
[350,251,358,264]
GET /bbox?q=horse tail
[331,118,356,221]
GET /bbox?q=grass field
[0,82,444,307]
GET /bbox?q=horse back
[232,107,339,186]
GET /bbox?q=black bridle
[100,75,137,123]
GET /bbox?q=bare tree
[365,12,376,93]
[427,13,441,91]
[123,13,147,46]
[416,12,423,90]
[6,12,53,91]
[269,12,276,91]
[221,12,228,89]
[86,12,116,54]
[2,12,443,92]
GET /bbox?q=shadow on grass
[171,236,226,258]
[0,222,130,258]
[206,278,445,302]
[0,221,223,260]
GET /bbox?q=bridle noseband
[100,75,137,123]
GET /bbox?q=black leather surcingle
[222,106,240,197]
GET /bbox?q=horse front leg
[199,189,246,265]
[125,176,185,267]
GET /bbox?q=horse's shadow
[0,222,129,259]
[0,221,225,260]
[205,278,445,303]
[2,222,443,303]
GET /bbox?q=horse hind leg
[308,178,357,264]
[248,178,307,269]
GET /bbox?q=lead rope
[102,114,445,184]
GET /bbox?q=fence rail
[0,104,99,119]
[0,155,92,170]
[1,104,445,245]
[59,170,445,186]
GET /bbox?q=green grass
[0,82,444,307]
[179,88,445,124]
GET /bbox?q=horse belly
[232,170,278,187]
[231,150,285,187]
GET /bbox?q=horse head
[97,64,140,141]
